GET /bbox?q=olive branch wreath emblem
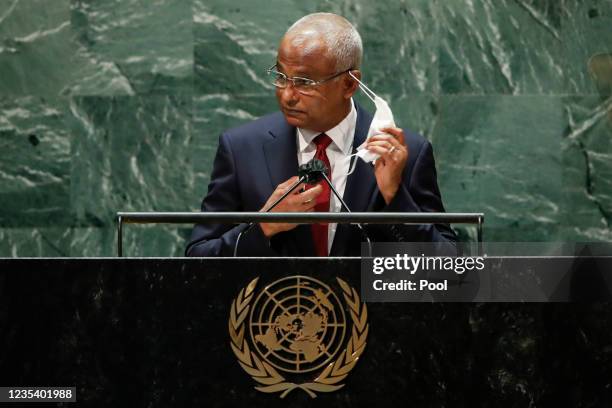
[228,276,369,398]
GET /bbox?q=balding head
[283,13,363,72]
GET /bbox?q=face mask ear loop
[348,71,377,104]
[345,152,360,176]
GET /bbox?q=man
[186,13,456,257]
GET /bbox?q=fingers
[267,179,326,213]
[366,145,393,164]
[367,140,405,158]
[366,145,393,156]
[366,139,397,151]
[270,176,302,199]
[297,184,323,204]
[290,182,307,195]
[366,130,408,163]
[367,133,400,146]
[277,176,300,194]
[280,184,321,211]
[301,201,318,211]
[279,176,299,188]
[380,127,405,144]
[368,134,400,152]
[368,128,406,153]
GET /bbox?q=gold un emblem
[229,275,369,398]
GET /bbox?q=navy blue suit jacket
[186,103,456,257]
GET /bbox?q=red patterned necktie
[311,133,332,256]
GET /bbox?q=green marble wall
[0,0,610,257]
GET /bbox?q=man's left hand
[365,127,409,204]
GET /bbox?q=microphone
[297,159,327,183]
[306,160,373,258]
[234,158,372,257]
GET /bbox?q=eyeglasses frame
[266,64,354,93]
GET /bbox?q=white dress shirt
[296,99,357,254]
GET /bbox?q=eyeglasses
[267,64,351,95]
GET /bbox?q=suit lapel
[330,103,377,256]
[263,118,299,190]
[264,116,316,256]
[342,103,377,214]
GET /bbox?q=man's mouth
[283,108,305,116]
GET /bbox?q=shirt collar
[297,99,356,155]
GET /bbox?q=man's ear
[343,70,361,99]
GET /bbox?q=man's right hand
[259,176,323,238]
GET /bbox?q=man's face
[275,36,353,132]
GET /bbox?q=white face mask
[345,72,396,173]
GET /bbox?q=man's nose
[279,83,300,106]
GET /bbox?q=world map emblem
[228,275,369,398]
